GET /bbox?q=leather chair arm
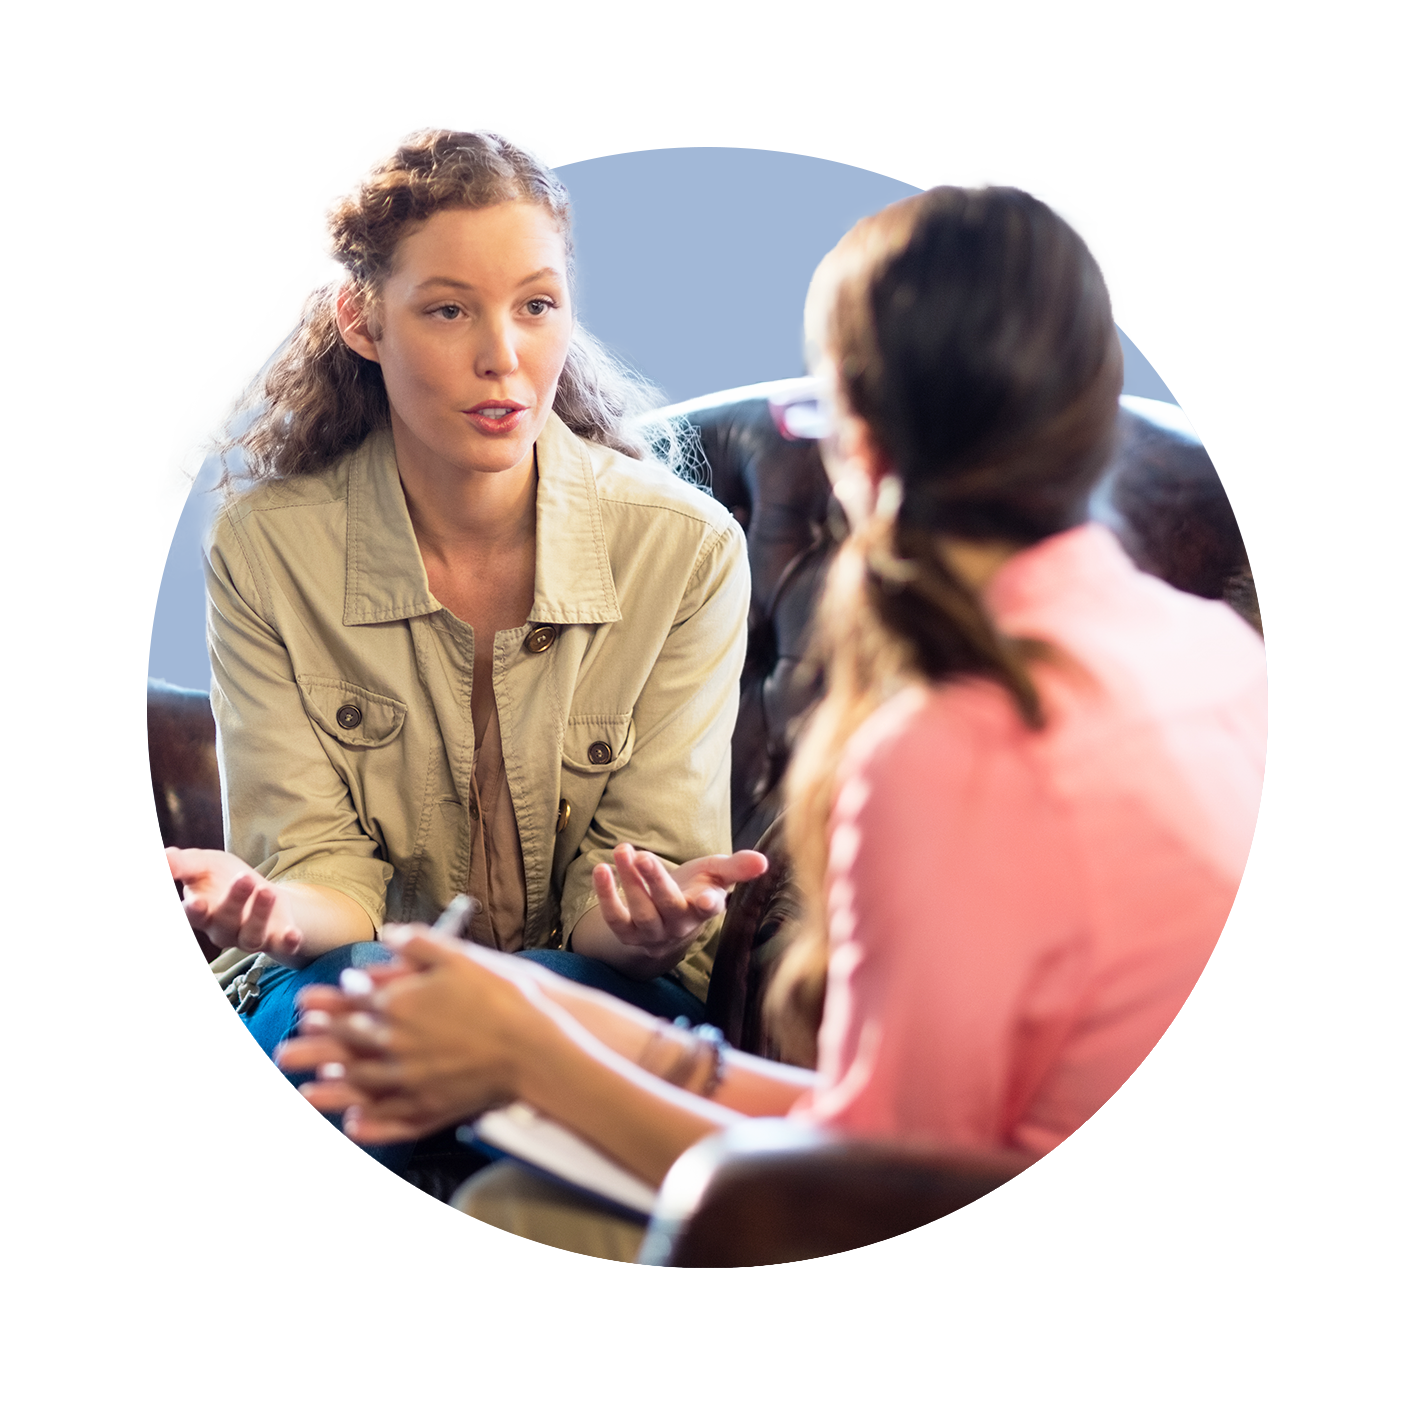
[639,1116,1034,1266]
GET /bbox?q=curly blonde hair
[227,129,664,482]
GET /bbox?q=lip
[462,400,529,436]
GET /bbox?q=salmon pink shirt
[797,524,1267,1155]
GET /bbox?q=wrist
[511,1001,588,1115]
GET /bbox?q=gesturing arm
[167,847,374,963]
[566,516,755,981]
[200,506,391,960]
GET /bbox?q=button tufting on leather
[335,704,363,730]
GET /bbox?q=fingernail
[317,1062,346,1080]
[302,1010,331,1031]
[340,967,374,997]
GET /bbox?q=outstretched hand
[585,844,769,966]
[167,846,304,961]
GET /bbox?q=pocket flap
[561,714,635,773]
[297,676,408,748]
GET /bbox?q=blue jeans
[242,943,707,1172]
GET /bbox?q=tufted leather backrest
[671,387,1260,858]
[148,678,225,960]
[662,388,842,850]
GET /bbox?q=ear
[836,408,893,491]
[335,285,380,363]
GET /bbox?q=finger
[294,984,363,1018]
[696,850,771,886]
[342,1107,427,1145]
[206,872,258,933]
[362,962,417,987]
[275,1034,356,1073]
[614,845,663,932]
[381,924,470,971]
[685,886,728,919]
[296,1080,367,1114]
[592,862,633,931]
[634,851,691,920]
[318,1011,395,1057]
[182,895,213,927]
[344,1057,409,1093]
[166,846,213,884]
[238,884,280,951]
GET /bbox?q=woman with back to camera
[278,184,1267,1258]
[166,130,768,1089]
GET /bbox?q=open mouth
[464,401,528,435]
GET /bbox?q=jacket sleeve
[559,516,751,1000]
[204,506,392,930]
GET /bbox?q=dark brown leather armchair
[638,1117,1034,1266]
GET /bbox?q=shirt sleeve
[205,507,392,931]
[559,517,751,1000]
[797,687,1088,1148]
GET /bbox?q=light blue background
[149,146,1267,1273]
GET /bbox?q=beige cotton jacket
[205,413,750,1000]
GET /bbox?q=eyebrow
[414,267,564,292]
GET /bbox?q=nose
[475,313,518,380]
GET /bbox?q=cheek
[524,325,574,397]
[377,330,445,403]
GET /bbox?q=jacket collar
[343,413,622,628]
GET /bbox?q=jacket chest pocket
[297,676,408,749]
[560,714,635,777]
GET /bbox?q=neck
[390,416,538,562]
[936,536,1023,593]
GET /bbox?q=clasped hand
[275,928,555,1145]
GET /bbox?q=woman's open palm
[167,847,304,960]
[591,843,768,962]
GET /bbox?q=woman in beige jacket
[167,131,765,1091]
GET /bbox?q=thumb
[715,850,770,884]
[381,923,462,971]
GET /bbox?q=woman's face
[811,354,891,531]
[340,202,573,480]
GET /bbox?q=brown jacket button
[556,799,571,833]
[525,625,558,653]
[587,741,613,766]
[335,704,362,730]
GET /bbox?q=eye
[434,303,461,320]
[525,297,556,316]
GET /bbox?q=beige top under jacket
[205,413,750,1000]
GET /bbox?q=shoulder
[580,433,739,540]
[842,680,1029,798]
[208,440,363,545]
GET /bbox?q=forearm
[278,882,377,959]
[514,1005,741,1187]
[508,961,818,1116]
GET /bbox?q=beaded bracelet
[637,1017,729,1097]
[673,1016,728,1098]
